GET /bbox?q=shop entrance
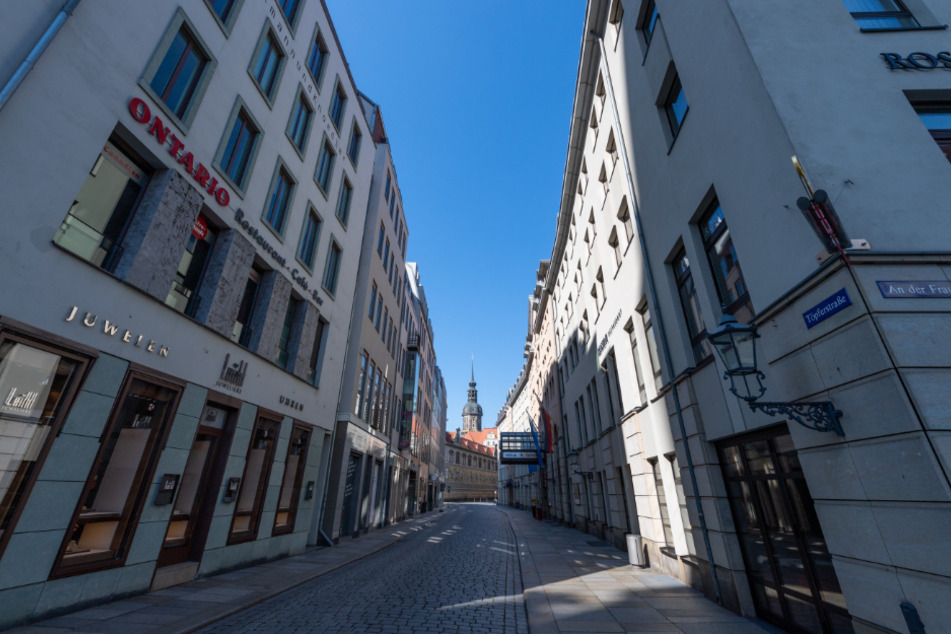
[720,427,852,633]
[155,404,233,574]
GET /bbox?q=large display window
[0,331,90,558]
[52,372,181,576]
[53,138,152,272]
[272,424,311,535]
[228,416,279,544]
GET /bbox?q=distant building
[445,432,497,502]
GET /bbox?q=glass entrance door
[157,405,231,568]
[720,428,852,633]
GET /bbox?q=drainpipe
[596,36,723,605]
[0,0,81,113]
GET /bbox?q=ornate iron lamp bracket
[748,400,844,436]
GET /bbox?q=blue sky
[325,1,586,431]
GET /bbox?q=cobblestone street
[198,505,527,634]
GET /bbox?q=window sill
[660,546,679,560]
[859,24,947,33]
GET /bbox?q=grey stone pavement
[7,504,773,633]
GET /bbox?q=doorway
[720,427,852,633]
[155,404,233,572]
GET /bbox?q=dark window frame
[227,415,281,544]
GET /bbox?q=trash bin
[626,534,646,567]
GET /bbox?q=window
[384,239,390,264]
[228,417,280,544]
[307,318,328,386]
[166,214,217,317]
[276,297,301,369]
[297,206,322,271]
[232,266,262,347]
[377,223,385,255]
[843,0,917,29]
[322,239,342,295]
[382,308,389,341]
[364,361,377,421]
[588,381,602,434]
[389,195,396,219]
[205,0,240,31]
[608,228,621,268]
[54,374,182,573]
[667,454,691,533]
[54,139,152,272]
[368,283,378,320]
[700,201,753,323]
[336,176,353,226]
[640,304,663,391]
[307,29,329,87]
[673,249,712,363]
[273,425,310,535]
[347,121,362,165]
[618,198,634,244]
[623,321,647,407]
[278,0,301,28]
[263,163,296,235]
[662,71,689,139]
[217,103,261,192]
[640,0,661,46]
[250,28,285,103]
[355,352,368,415]
[314,138,336,194]
[330,79,347,130]
[375,294,383,331]
[914,104,951,162]
[384,171,392,201]
[606,130,618,169]
[649,458,674,547]
[144,13,214,127]
[0,333,89,559]
[287,90,313,154]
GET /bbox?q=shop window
[672,248,712,363]
[54,138,152,272]
[273,425,311,535]
[914,103,951,163]
[165,214,217,317]
[843,0,917,29]
[232,266,262,347]
[143,10,216,129]
[249,26,285,105]
[54,373,182,575]
[0,332,90,559]
[700,200,754,323]
[228,416,280,543]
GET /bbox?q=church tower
[461,362,483,432]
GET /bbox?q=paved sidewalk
[7,510,452,634]
[500,507,773,634]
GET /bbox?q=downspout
[0,0,81,113]
[596,36,723,605]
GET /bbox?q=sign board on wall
[802,288,852,329]
[877,281,951,298]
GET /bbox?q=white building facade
[519,1,951,633]
[0,0,373,625]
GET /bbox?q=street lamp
[707,311,844,436]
